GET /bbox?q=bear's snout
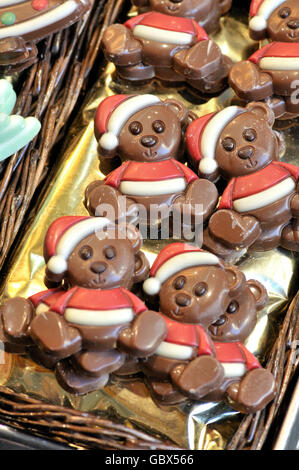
[90,261,107,274]
[238,146,254,160]
[140,135,158,148]
[175,293,191,307]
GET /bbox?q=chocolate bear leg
[84,181,138,222]
[170,356,225,400]
[29,311,82,360]
[55,359,109,395]
[0,297,35,349]
[72,350,126,377]
[280,219,299,252]
[202,227,247,263]
[116,63,155,83]
[145,378,187,405]
[226,368,276,413]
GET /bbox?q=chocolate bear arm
[219,0,232,14]
[102,24,142,67]
[173,179,218,223]
[84,180,138,222]
[229,61,274,102]
[117,311,167,357]
[29,311,82,360]
[208,210,262,249]
[0,297,35,345]
[170,356,225,399]
[173,40,223,80]
[226,369,276,413]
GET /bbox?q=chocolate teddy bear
[229,42,299,120]
[0,216,167,395]
[85,94,218,235]
[249,0,299,42]
[186,102,299,256]
[130,0,232,35]
[101,11,232,93]
[0,0,91,74]
[141,243,276,413]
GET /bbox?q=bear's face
[147,0,215,21]
[208,279,268,343]
[267,0,299,42]
[215,107,278,178]
[65,226,149,290]
[117,104,182,163]
[158,266,232,327]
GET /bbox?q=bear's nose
[238,146,254,159]
[140,135,158,148]
[90,262,107,274]
[287,20,299,29]
[175,293,191,307]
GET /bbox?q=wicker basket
[0,0,297,450]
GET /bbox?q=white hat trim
[250,0,286,31]
[143,251,220,295]
[47,217,111,274]
[199,106,241,174]
[99,94,161,150]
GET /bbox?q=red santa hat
[186,106,245,175]
[94,94,161,152]
[44,216,113,275]
[143,243,221,296]
[249,0,288,33]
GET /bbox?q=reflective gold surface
[0,7,298,450]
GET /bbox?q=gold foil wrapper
[0,6,298,450]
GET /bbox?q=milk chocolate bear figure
[102,11,232,93]
[0,216,167,395]
[85,94,218,233]
[141,243,276,413]
[131,0,232,34]
[186,102,299,256]
[249,0,299,42]
[229,43,299,120]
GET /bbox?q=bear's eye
[279,7,291,18]
[243,128,257,142]
[222,137,235,152]
[174,276,186,290]
[194,282,207,297]
[79,245,93,260]
[129,121,143,135]
[104,246,116,260]
[227,300,239,314]
[152,120,165,133]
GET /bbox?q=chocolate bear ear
[246,279,268,311]
[133,251,150,284]
[164,99,188,126]
[246,101,275,127]
[225,266,246,296]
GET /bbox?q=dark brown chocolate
[0,0,91,73]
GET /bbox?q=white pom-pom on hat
[99,132,119,151]
[143,277,161,296]
[199,157,219,175]
[249,15,267,32]
[47,255,68,275]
